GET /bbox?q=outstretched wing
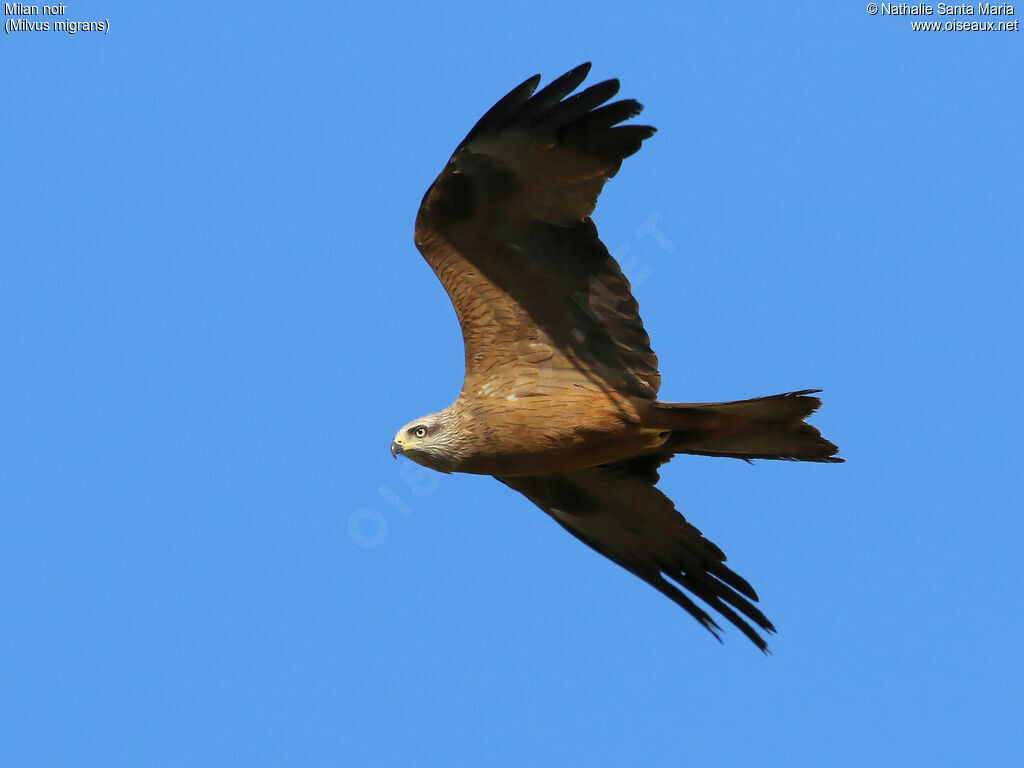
[497,456,776,651]
[414,63,660,400]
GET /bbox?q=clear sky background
[3,2,1022,766]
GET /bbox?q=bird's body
[428,393,658,477]
[391,64,841,650]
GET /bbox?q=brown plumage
[390,63,842,651]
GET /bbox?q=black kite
[390,64,841,650]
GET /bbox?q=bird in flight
[391,63,841,651]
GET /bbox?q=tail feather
[646,390,843,463]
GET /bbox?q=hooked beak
[390,441,404,459]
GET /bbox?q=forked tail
[646,389,842,463]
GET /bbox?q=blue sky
[3,2,1022,766]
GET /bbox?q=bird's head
[390,410,461,473]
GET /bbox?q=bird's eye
[413,426,427,438]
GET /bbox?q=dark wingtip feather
[650,575,723,640]
[515,64,595,125]
[670,571,775,652]
[460,72,542,146]
[460,64,656,168]
[536,79,623,133]
[568,99,646,133]
[568,61,593,82]
[707,560,760,602]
